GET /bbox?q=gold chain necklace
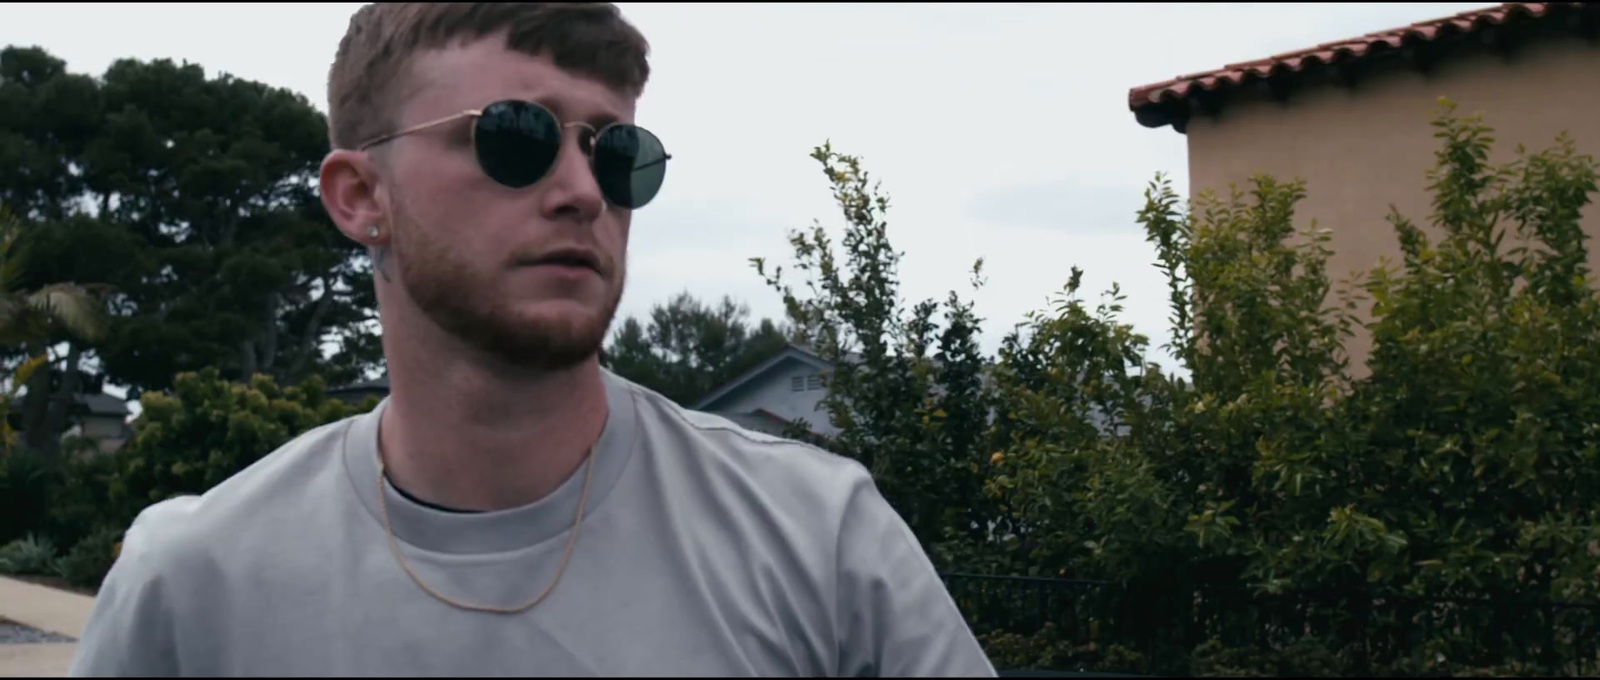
[376,447,596,614]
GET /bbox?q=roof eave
[1125,3,1597,131]
[691,344,835,411]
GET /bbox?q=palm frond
[5,352,49,397]
[0,352,48,453]
[26,284,108,342]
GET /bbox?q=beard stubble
[388,197,624,373]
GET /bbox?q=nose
[535,126,606,223]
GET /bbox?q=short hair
[326,2,651,151]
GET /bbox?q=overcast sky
[3,2,1497,374]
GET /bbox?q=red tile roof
[1128,2,1599,131]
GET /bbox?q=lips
[521,248,603,274]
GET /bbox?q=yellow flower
[990,451,1004,465]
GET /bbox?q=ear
[320,148,391,246]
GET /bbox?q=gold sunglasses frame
[355,100,671,199]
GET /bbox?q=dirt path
[0,643,76,678]
[0,577,94,678]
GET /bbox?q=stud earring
[367,225,380,239]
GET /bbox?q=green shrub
[765,99,1600,674]
[6,369,379,592]
[55,526,123,591]
[978,624,1149,676]
[1190,637,1345,677]
[0,534,59,576]
[44,449,119,554]
[48,369,377,554]
[982,100,1600,672]
[0,447,64,545]
[1188,636,1558,677]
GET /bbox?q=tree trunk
[23,344,83,457]
[240,339,257,379]
[18,358,53,454]
[285,282,334,382]
[260,293,280,373]
[217,199,240,248]
[42,344,83,453]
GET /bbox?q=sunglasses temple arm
[633,155,672,171]
[357,110,481,151]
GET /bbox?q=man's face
[377,38,635,371]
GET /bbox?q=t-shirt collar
[342,369,640,554]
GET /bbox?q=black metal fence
[940,572,1600,676]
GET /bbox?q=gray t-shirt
[69,371,996,677]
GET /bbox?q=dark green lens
[474,100,561,188]
[592,124,668,209]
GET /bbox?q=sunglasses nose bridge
[559,121,599,155]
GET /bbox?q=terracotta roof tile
[1129,2,1598,130]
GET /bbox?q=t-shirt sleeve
[833,468,997,677]
[69,510,183,677]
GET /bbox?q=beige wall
[1185,34,1600,375]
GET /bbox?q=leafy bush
[1188,635,1562,677]
[1189,637,1345,677]
[41,368,378,589]
[754,143,1004,572]
[45,446,120,552]
[763,100,1600,674]
[994,100,1598,672]
[54,526,122,590]
[980,624,1149,676]
[95,368,375,532]
[0,446,64,546]
[0,534,59,576]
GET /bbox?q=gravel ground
[0,618,75,644]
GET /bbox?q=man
[70,2,995,676]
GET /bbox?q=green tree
[753,143,997,568]
[0,202,111,458]
[47,368,378,588]
[983,100,1600,675]
[0,46,381,454]
[0,206,106,352]
[1338,105,1600,606]
[755,102,1599,675]
[601,291,790,406]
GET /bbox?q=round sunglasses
[357,99,670,210]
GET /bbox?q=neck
[375,313,610,513]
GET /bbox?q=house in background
[59,392,133,455]
[327,375,391,407]
[1128,2,1600,374]
[691,344,839,439]
[6,374,133,456]
[688,344,1128,441]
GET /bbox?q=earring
[367,225,381,239]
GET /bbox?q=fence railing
[940,572,1600,676]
